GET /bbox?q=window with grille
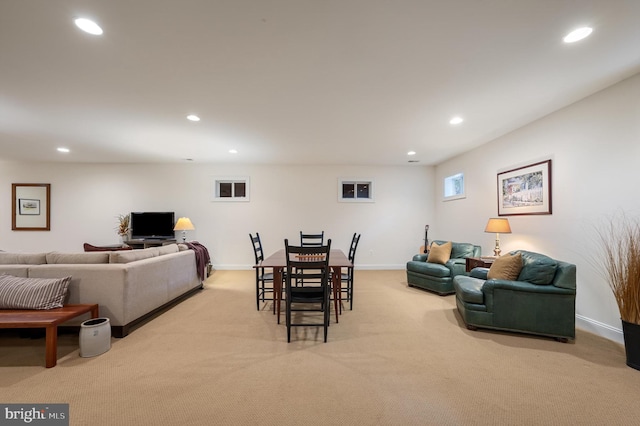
[213,177,250,202]
[338,178,374,202]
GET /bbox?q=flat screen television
[129,212,175,240]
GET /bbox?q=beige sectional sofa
[0,244,202,337]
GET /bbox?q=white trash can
[79,317,111,357]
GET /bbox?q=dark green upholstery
[453,250,576,341]
[406,240,481,295]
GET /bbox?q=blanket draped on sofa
[184,242,210,280]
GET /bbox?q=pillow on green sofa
[0,274,71,309]
[427,241,452,265]
[487,252,522,280]
[516,251,558,285]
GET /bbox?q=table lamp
[484,218,511,257]
[174,217,195,242]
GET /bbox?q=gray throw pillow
[0,274,71,309]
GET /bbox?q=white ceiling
[1,1,639,166]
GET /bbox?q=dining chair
[297,231,325,286]
[300,231,324,247]
[250,233,275,311]
[341,233,360,310]
[284,238,332,343]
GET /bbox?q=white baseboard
[212,264,253,271]
[352,264,405,270]
[576,314,624,345]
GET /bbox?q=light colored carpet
[1,270,639,425]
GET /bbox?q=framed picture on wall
[12,183,51,230]
[497,160,551,216]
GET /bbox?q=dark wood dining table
[256,249,352,324]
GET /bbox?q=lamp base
[493,238,501,257]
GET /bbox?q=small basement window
[339,179,374,203]
[213,177,250,202]
[443,172,465,201]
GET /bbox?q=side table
[465,257,495,273]
[0,304,99,368]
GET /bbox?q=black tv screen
[130,212,175,239]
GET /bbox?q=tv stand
[124,239,177,249]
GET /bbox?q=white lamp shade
[173,217,195,231]
[484,218,511,234]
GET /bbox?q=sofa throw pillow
[109,249,157,264]
[0,252,47,265]
[427,241,452,265]
[487,252,522,280]
[0,274,71,310]
[157,244,179,256]
[46,252,110,264]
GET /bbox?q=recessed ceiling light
[74,18,103,35]
[407,151,416,156]
[563,27,593,43]
[449,116,464,125]
[229,149,238,154]
[57,147,70,153]
[186,114,200,122]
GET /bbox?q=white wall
[434,72,640,344]
[0,163,435,270]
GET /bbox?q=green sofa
[453,250,576,341]
[406,240,481,295]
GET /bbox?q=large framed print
[497,160,551,216]
[11,183,51,230]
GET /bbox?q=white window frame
[338,178,374,203]
[443,172,465,201]
[212,177,250,202]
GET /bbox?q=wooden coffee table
[0,304,99,368]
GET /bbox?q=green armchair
[453,250,576,341]
[406,240,481,295]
